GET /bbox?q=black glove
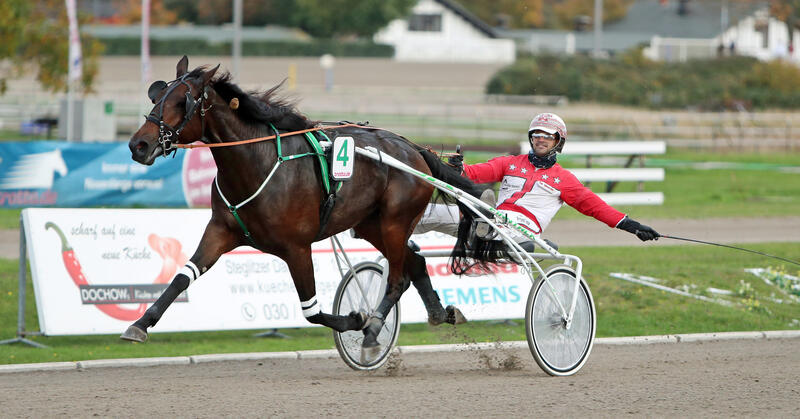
[617,217,660,241]
[447,145,464,173]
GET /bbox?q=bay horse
[121,56,482,356]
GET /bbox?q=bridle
[145,74,212,157]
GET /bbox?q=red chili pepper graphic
[46,222,147,321]
[147,234,189,284]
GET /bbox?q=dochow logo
[46,221,189,321]
[79,284,188,305]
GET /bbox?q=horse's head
[51,149,68,177]
[129,56,219,165]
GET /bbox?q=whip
[659,234,800,267]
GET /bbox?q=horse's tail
[417,149,509,275]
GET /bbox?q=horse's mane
[197,68,315,131]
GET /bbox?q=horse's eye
[175,101,186,110]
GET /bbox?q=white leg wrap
[300,296,320,318]
[179,261,201,284]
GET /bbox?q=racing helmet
[528,113,567,153]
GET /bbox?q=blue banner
[0,141,217,208]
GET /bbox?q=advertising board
[0,142,215,208]
[23,208,532,335]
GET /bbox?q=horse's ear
[176,55,189,78]
[201,64,220,86]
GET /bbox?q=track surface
[2,338,798,417]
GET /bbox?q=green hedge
[486,51,800,109]
[99,37,394,57]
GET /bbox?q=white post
[65,0,82,142]
[566,32,576,55]
[232,0,242,80]
[320,54,335,92]
[593,0,603,57]
[720,0,729,32]
[680,40,687,62]
[140,0,151,119]
[66,83,74,142]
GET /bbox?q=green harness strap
[228,206,256,247]
[223,125,338,247]
[303,131,332,195]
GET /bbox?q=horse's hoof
[427,308,448,326]
[446,305,467,325]
[120,325,148,342]
[360,343,383,365]
[362,316,383,336]
[350,310,369,330]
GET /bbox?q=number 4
[336,139,349,164]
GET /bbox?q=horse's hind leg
[121,219,236,342]
[405,248,466,326]
[284,246,366,332]
[355,221,417,352]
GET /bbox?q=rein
[172,123,373,150]
[167,119,431,248]
[207,123,369,248]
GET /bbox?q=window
[408,14,442,32]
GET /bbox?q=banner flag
[65,0,82,82]
[141,0,152,84]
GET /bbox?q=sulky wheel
[525,264,596,376]
[332,261,400,371]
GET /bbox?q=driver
[416,112,660,245]
[407,112,659,326]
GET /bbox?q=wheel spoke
[333,263,400,371]
[527,268,595,376]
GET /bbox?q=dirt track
[2,337,798,417]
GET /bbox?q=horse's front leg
[284,246,366,333]
[120,219,237,342]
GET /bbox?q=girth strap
[311,130,341,241]
[216,125,342,247]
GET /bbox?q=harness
[213,124,341,247]
[145,75,211,157]
[146,74,350,247]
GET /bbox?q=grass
[2,242,799,365]
[0,129,52,142]
[0,144,795,222]
[1,141,798,364]
[457,148,800,220]
[0,150,797,228]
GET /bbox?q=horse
[120,56,484,357]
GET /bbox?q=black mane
[197,68,314,131]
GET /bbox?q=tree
[551,0,633,28]
[450,0,544,28]
[112,0,179,25]
[291,0,417,38]
[0,0,102,95]
[140,0,414,37]
[769,0,800,50]
[163,0,297,26]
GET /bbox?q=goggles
[529,132,558,141]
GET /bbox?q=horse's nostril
[135,142,146,151]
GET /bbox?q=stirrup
[475,221,495,239]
